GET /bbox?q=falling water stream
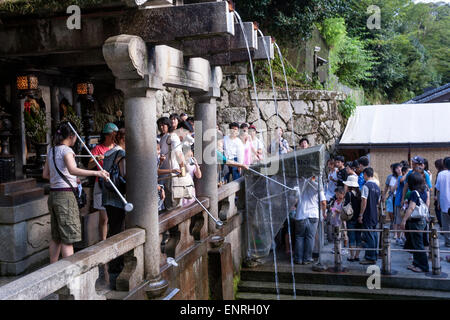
[257,31,298,299]
[233,11,280,299]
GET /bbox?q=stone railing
[0,177,246,300]
[0,228,145,300]
[125,177,246,300]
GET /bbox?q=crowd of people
[317,154,450,272]
[42,113,450,285]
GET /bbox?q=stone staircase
[237,264,450,300]
[0,178,44,206]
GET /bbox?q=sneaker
[303,260,313,265]
[331,249,335,254]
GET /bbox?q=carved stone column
[192,66,222,234]
[103,34,167,298]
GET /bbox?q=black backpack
[100,150,126,194]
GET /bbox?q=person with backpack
[401,171,430,273]
[42,122,109,263]
[343,175,362,262]
[101,128,126,287]
[89,122,119,242]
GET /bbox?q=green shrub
[338,97,357,120]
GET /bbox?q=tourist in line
[382,163,401,230]
[394,165,410,245]
[223,122,245,182]
[299,137,309,149]
[157,116,185,210]
[269,127,291,155]
[330,186,349,255]
[101,128,127,286]
[43,121,109,263]
[434,159,445,227]
[180,112,188,122]
[248,124,264,163]
[293,176,327,265]
[358,167,381,265]
[343,175,362,262]
[239,123,254,166]
[436,157,450,247]
[401,172,430,273]
[89,122,118,242]
[217,132,249,186]
[334,156,347,187]
[325,158,338,202]
[357,156,370,190]
[170,113,182,130]
[401,156,433,206]
[182,148,202,207]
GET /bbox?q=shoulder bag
[340,191,354,221]
[52,147,87,209]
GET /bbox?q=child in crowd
[330,186,349,254]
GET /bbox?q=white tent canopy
[339,103,450,147]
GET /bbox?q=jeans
[347,220,362,247]
[294,218,319,263]
[361,225,378,261]
[442,211,450,246]
[406,219,429,272]
[226,157,241,182]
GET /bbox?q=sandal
[407,265,424,273]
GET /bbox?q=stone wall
[150,73,347,153]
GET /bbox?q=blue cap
[102,123,118,134]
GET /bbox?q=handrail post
[381,226,391,275]
[333,225,342,272]
[431,226,441,276]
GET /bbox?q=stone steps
[239,266,450,292]
[237,292,363,300]
[0,187,44,206]
[0,178,36,195]
[237,280,450,300]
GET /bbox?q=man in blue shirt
[401,156,432,206]
[357,156,369,190]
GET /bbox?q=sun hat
[102,122,119,134]
[343,175,359,188]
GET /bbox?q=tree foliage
[234,0,349,43]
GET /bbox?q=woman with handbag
[343,175,362,262]
[43,121,109,263]
[157,117,186,210]
[401,172,430,273]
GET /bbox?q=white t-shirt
[223,135,244,164]
[436,170,450,213]
[325,169,338,201]
[295,179,326,220]
[251,136,264,154]
[48,145,77,189]
[159,133,182,170]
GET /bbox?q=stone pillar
[50,87,60,135]
[103,34,167,298]
[192,66,222,233]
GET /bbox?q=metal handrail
[331,223,448,277]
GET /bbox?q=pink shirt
[242,139,252,165]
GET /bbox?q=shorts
[48,191,82,244]
[93,180,105,211]
[385,195,394,212]
[393,206,403,225]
